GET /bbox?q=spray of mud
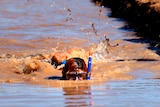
[1,35,160,88]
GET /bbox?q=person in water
[51,56,89,80]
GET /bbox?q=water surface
[0,0,160,107]
[1,78,160,107]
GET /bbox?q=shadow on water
[107,14,160,56]
[123,37,160,55]
[116,58,159,62]
[116,19,160,55]
[45,76,62,80]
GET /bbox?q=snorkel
[87,52,92,80]
[61,60,67,65]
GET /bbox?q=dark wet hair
[62,57,88,80]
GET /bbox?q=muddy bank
[92,0,160,38]
[92,0,160,53]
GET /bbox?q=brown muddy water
[0,0,160,107]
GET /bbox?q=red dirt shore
[92,0,160,40]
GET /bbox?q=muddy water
[0,0,160,107]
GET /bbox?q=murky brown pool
[0,0,160,107]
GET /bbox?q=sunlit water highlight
[1,78,160,107]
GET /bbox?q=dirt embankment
[92,0,160,53]
[92,0,160,38]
